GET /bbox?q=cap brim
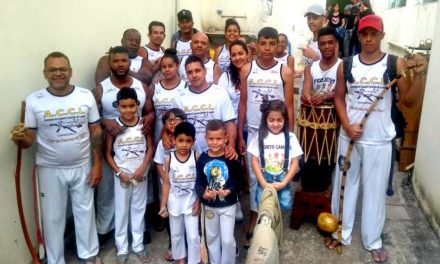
[358,25,383,33]
[304,12,323,17]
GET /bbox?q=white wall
[0,0,174,262]
[412,2,440,238]
[372,0,438,55]
[194,0,326,72]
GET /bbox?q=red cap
[358,15,383,33]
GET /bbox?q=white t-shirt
[143,45,164,64]
[311,58,342,94]
[304,38,321,66]
[217,44,231,72]
[25,86,100,168]
[340,54,395,144]
[130,56,143,73]
[246,61,285,132]
[154,139,202,166]
[152,80,187,142]
[275,53,290,66]
[100,77,145,119]
[179,56,215,83]
[113,118,147,175]
[167,151,198,216]
[217,71,240,121]
[248,131,303,176]
[176,39,192,61]
[174,84,236,151]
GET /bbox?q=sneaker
[235,202,244,223]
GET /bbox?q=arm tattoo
[91,133,103,157]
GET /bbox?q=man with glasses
[10,52,102,264]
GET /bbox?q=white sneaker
[235,202,244,222]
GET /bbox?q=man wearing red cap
[326,15,427,263]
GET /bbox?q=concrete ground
[65,165,440,263]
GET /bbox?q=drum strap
[259,130,290,173]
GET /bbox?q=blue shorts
[255,171,292,211]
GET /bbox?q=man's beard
[111,67,129,78]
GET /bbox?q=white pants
[204,204,237,264]
[331,138,391,250]
[38,163,99,264]
[114,175,148,255]
[169,212,200,263]
[247,130,258,212]
[96,160,115,234]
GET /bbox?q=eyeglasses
[165,117,183,124]
[45,67,71,75]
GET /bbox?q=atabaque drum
[298,103,339,192]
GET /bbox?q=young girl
[214,18,241,73]
[105,88,154,263]
[248,99,303,211]
[158,122,201,264]
[152,48,187,143]
[275,33,295,72]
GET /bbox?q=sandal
[115,254,128,264]
[370,247,388,263]
[81,256,102,264]
[243,232,253,249]
[134,249,153,263]
[324,237,339,250]
[163,249,174,262]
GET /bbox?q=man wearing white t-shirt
[328,15,427,262]
[139,21,166,77]
[178,32,220,83]
[95,28,153,86]
[10,52,102,264]
[93,46,155,246]
[174,55,237,158]
[300,27,342,193]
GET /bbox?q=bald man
[95,28,153,86]
[178,32,220,83]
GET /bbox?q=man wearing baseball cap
[170,9,199,60]
[327,14,427,263]
[302,4,327,66]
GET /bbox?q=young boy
[302,4,326,66]
[237,26,294,248]
[196,119,241,264]
[159,122,201,264]
[105,88,153,263]
[153,108,201,261]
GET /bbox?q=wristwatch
[116,170,122,177]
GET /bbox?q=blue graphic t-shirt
[195,152,241,207]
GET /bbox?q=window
[418,0,438,3]
[388,0,407,8]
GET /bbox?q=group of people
[10,3,427,264]
[322,0,375,57]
